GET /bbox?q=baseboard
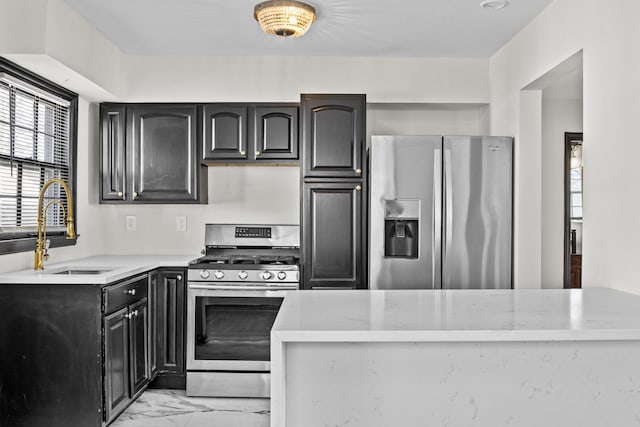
[148,373,186,390]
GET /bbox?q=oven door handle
[189,283,298,291]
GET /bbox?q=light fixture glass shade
[254,0,316,38]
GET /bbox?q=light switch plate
[176,215,187,232]
[126,215,137,232]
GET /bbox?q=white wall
[367,104,490,141]
[123,56,489,104]
[490,0,640,293]
[541,98,583,289]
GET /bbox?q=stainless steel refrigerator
[369,135,513,290]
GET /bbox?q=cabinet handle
[240,150,246,156]
[355,168,362,175]
[132,191,138,200]
[117,191,123,198]
[125,313,133,319]
[255,151,261,157]
[177,275,182,281]
[126,289,136,295]
[132,310,138,317]
[355,185,362,191]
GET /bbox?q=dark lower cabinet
[0,267,188,427]
[149,269,186,389]
[104,307,130,424]
[130,298,150,395]
[0,285,103,427]
[103,275,150,425]
[303,182,365,289]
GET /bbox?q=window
[569,166,582,219]
[0,58,77,255]
[569,142,583,220]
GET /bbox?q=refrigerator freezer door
[369,136,442,290]
[442,136,513,289]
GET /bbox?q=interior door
[369,136,442,290]
[442,136,513,289]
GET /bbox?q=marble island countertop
[0,255,193,285]
[272,288,640,342]
[271,288,640,427]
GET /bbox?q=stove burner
[194,254,299,266]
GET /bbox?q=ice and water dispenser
[383,200,419,258]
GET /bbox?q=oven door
[186,284,293,371]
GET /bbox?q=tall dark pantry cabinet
[300,94,367,289]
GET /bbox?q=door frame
[563,132,583,288]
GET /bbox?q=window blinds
[0,79,71,237]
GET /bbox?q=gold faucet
[34,178,76,270]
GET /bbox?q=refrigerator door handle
[433,148,442,289]
[443,148,453,288]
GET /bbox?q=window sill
[0,235,78,256]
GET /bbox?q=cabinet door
[129,298,150,396]
[104,307,130,424]
[155,270,185,374]
[303,182,364,289]
[100,104,127,202]
[128,105,200,202]
[301,94,365,178]
[148,272,158,378]
[202,105,248,160]
[254,105,298,161]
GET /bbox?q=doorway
[564,132,583,288]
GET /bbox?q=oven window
[194,296,282,361]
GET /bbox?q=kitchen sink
[43,266,115,275]
[53,269,110,275]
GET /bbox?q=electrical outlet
[126,215,137,232]
[176,215,187,232]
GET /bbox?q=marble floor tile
[111,390,270,427]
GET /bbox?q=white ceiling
[61,0,554,57]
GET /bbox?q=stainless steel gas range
[186,224,300,397]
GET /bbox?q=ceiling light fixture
[480,0,509,10]
[254,0,316,38]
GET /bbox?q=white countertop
[272,288,640,342]
[0,255,193,285]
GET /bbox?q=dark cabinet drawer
[104,274,148,314]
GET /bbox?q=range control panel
[235,227,272,238]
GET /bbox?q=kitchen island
[271,288,640,426]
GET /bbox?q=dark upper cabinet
[154,269,186,376]
[301,94,365,178]
[202,104,299,163]
[303,182,365,289]
[254,106,298,160]
[99,103,206,204]
[128,105,201,202]
[202,105,248,160]
[101,105,127,201]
